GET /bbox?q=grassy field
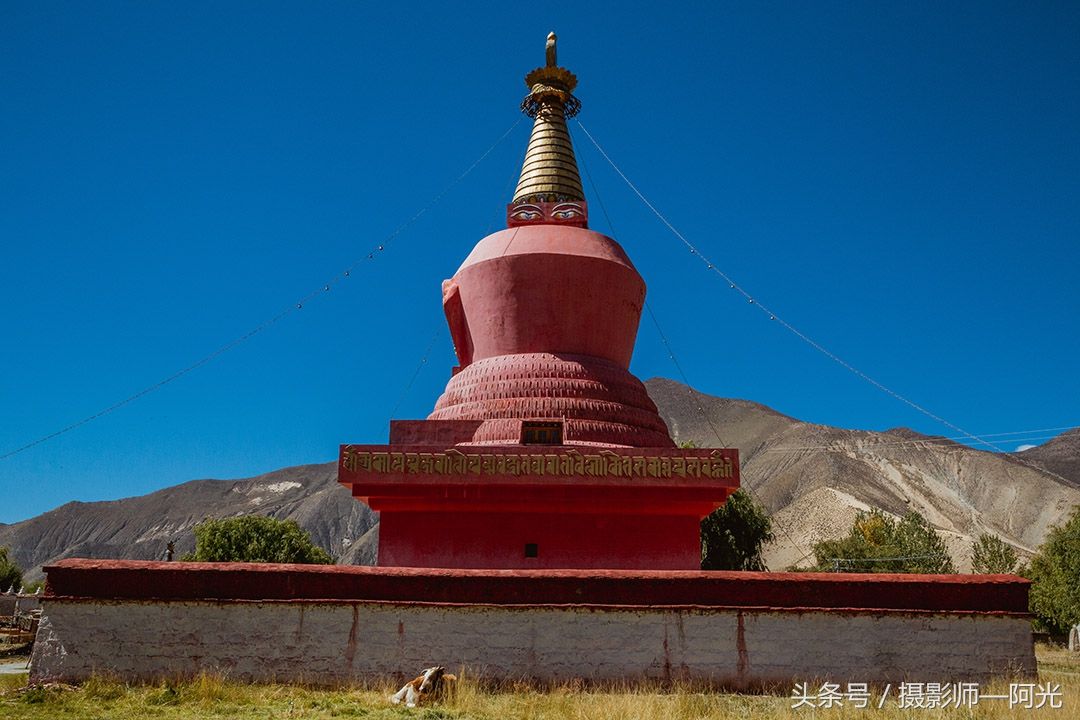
[0,645,1076,719]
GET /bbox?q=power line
[940,425,1080,439]
[642,302,728,448]
[827,554,946,573]
[578,136,735,450]
[0,116,523,462]
[388,325,443,420]
[577,133,733,446]
[575,127,815,569]
[576,128,734,448]
[828,554,946,562]
[484,130,530,236]
[644,301,819,569]
[760,431,1075,454]
[574,117,1077,489]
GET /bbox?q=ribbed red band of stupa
[428,352,674,447]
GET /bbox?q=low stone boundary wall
[30,560,1035,687]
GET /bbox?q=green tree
[0,546,23,592]
[809,509,956,573]
[971,533,1019,574]
[701,490,774,570]
[1027,506,1080,635]
[183,516,333,565]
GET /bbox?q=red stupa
[339,33,739,569]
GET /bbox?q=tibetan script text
[340,447,736,480]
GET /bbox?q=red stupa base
[339,436,738,570]
[378,510,704,569]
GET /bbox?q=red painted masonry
[44,559,1031,615]
[339,444,738,569]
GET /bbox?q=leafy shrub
[182,516,332,564]
[700,490,773,571]
[971,533,1019,574]
[807,509,956,573]
[1027,506,1080,635]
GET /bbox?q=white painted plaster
[30,600,1035,686]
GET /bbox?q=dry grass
[0,645,1075,719]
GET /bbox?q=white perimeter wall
[30,600,1035,686]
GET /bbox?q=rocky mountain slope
[2,379,1077,580]
[0,463,375,582]
[1021,428,1080,488]
[646,378,1080,570]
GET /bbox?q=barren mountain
[1020,428,1080,488]
[2,378,1077,580]
[0,463,375,582]
[645,378,1080,570]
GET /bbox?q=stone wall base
[29,560,1036,687]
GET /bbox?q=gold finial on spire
[512,32,584,204]
[520,33,579,118]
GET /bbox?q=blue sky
[2,1,1078,523]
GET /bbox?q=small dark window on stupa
[524,543,539,558]
[521,421,563,445]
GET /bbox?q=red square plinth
[338,443,739,570]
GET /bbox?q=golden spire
[512,32,585,203]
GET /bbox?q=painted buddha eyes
[551,203,584,220]
[511,205,544,221]
[507,201,587,226]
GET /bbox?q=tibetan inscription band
[340,446,737,480]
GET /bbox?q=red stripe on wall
[43,559,1030,614]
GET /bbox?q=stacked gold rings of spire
[513,32,585,204]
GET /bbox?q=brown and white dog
[390,666,457,707]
